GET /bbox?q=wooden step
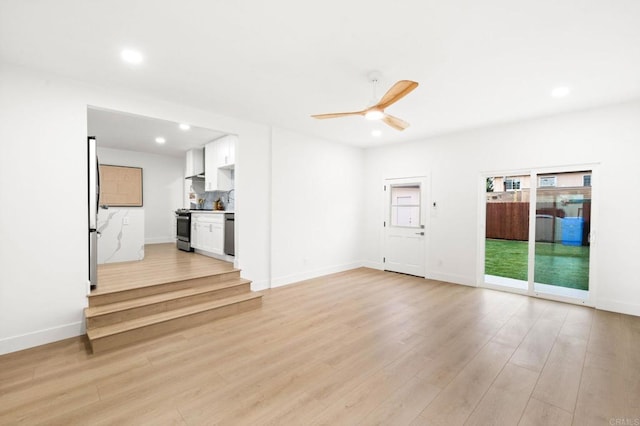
[85,278,252,329]
[87,292,262,353]
[88,269,241,307]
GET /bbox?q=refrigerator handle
[88,136,98,230]
[96,155,100,210]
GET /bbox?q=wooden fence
[486,201,592,243]
[486,202,529,241]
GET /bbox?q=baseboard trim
[250,279,270,291]
[362,260,384,270]
[426,271,477,287]
[271,262,363,288]
[0,321,84,356]
[145,238,176,245]
[596,299,640,317]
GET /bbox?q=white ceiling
[2,0,640,148]
[87,107,225,157]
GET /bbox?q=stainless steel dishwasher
[224,213,235,256]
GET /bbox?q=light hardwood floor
[1,268,639,425]
[95,243,237,294]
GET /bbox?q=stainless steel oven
[175,209,193,252]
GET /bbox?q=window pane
[485,174,529,289]
[391,206,420,227]
[539,176,557,187]
[391,185,419,205]
[390,184,420,227]
[534,171,591,299]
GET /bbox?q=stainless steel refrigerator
[88,136,99,290]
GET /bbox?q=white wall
[2,60,639,355]
[0,64,271,354]
[363,100,640,317]
[97,147,183,244]
[271,128,364,287]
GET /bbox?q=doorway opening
[86,106,233,292]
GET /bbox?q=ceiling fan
[311,77,419,131]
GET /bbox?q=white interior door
[384,177,427,277]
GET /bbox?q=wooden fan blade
[311,111,364,119]
[382,114,410,131]
[376,80,419,110]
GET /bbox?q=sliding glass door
[483,168,593,304]
[533,171,591,300]
[484,175,530,292]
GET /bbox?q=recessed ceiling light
[155,137,166,144]
[365,110,384,120]
[371,129,382,137]
[121,49,143,64]
[179,123,191,131]
[551,86,570,98]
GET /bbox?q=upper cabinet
[204,135,236,191]
[216,135,236,169]
[185,148,204,178]
[204,141,217,191]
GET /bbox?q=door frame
[382,175,430,277]
[477,164,599,307]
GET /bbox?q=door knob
[415,232,425,236]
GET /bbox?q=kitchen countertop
[190,210,234,214]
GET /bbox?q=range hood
[185,148,204,179]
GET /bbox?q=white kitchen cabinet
[191,214,224,255]
[216,135,236,169]
[185,148,204,178]
[190,219,200,249]
[204,141,217,191]
[204,135,236,191]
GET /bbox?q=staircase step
[88,269,241,307]
[87,292,262,353]
[85,278,252,329]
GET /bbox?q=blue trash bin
[562,217,584,246]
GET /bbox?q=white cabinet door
[199,222,214,252]
[216,135,236,168]
[216,136,235,191]
[226,136,235,166]
[204,141,217,191]
[215,139,228,168]
[194,215,224,255]
[204,137,236,191]
[190,220,200,249]
[185,148,204,178]
[210,220,224,254]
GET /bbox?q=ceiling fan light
[365,110,384,120]
[121,49,143,64]
[551,86,570,98]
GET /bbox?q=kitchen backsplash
[186,178,235,210]
[190,189,235,210]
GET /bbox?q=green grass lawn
[485,239,589,291]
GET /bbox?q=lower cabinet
[191,220,199,249]
[191,214,224,255]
